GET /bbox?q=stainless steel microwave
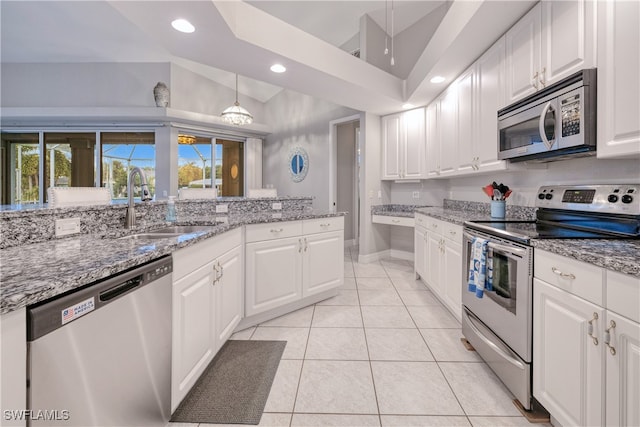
[498,68,596,162]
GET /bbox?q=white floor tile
[366,328,434,361]
[167,423,198,427]
[371,361,464,415]
[381,259,414,277]
[340,277,357,290]
[316,289,359,306]
[261,306,315,327]
[420,329,482,362]
[291,413,381,426]
[353,261,388,278]
[439,362,522,416]
[391,276,429,290]
[380,415,471,426]
[356,277,395,290]
[312,305,363,328]
[397,290,441,306]
[344,261,355,278]
[295,360,378,414]
[263,359,303,413]
[407,305,461,329]
[199,413,292,427]
[251,327,310,359]
[468,416,553,427]
[358,289,404,306]
[361,306,416,328]
[229,326,255,340]
[305,327,368,360]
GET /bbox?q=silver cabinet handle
[320,223,331,227]
[539,67,546,87]
[298,238,302,253]
[532,71,539,90]
[449,230,457,236]
[604,320,617,355]
[587,312,599,346]
[270,228,284,233]
[303,237,308,252]
[392,219,400,223]
[551,267,576,280]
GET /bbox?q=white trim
[343,238,357,248]
[328,114,360,212]
[357,249,390,264]
[389,249,414,262]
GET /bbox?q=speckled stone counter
[0,210,343,315]
[532,239,640,278]
[371,204,430,218]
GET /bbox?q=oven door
[462,231,533,362]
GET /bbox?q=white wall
[262,89,358,210]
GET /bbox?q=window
[101,132,155,201]
[44,132,96,203]
[216,139,244,196]
[1,133,40,205]
[178,134,213,189]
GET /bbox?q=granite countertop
[371,204,430,218]
[415,206,639,278]
[0,210,344,315]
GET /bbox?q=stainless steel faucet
[125,166,152,228]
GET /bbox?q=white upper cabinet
[425,101,440,177]
[505,1,596,106]
[382,108,426,180]
[438,87,458,176]
[456,67,475,174]
[596,0,640,159]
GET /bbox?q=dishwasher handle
[99,275,142,302]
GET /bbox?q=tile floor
[170,248,551,427]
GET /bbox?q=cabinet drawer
[303,216,344,234]
[426,217,445,234]
[414,213,428,230]
[173,228,241,280]
[371,215,414,227]
[442,222,462,243]
[606,270,640,323]
[534,249,604,305]
[246,220,302,243]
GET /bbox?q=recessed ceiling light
[402,103,415,109]
[430,76,446,84]
[171,19,195,33]
[270,64,286,73]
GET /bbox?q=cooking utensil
[493,189,502,200]
[504,189,512,199]
[482,185,494,199]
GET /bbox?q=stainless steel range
[461,184,640,412]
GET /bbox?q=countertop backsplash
[0,196,313,249]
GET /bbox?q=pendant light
[221,74,253,126]
[384,0,389,55]
[390,0,395,66]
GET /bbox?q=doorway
[215,139,244,197]
[334,119,360,248]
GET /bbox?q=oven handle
[463,232,526,258]
[464,309,526,370]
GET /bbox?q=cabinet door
[425,232,443,296]
[442,239,463,323]
[605,311,640,427]
[302,231,344,297]
[476,37,507,171]
[533,278,603,427]
[505,3,541,104]
[172,263,216,410]
[456,68,475,174]
[382,114,402,179]
[426,101,440,177]
[414,227,427,280]
[245,236,302,316]
[439,87,458,175]
[541,0,595,87]
[403,108,426,179]
[215,245,243,347]
[597,0,640,159]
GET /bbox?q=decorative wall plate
[288,147,309,182]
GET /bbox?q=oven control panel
[536,184,640,215]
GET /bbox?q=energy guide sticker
[61,297,95,324]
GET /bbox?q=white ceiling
[0,0,535,115]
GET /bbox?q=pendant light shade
[221,74,253,126]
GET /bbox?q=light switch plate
[55,217,81,237]
[272,202,282,210]
[412,191,420,199]
[215,204,228,213]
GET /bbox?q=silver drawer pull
[270,228,284,233]
[587,312,599,346]
[449,230,457,235]
[320,223,331,227]
[432,223,438,228]
[604,320,617,356]
[551,266,576,280]
[392,219,400,223]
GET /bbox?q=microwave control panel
[561,94,581,137]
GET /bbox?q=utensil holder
[491,200,506,219]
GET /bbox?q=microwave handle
[538,101,555,150]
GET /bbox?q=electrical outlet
[412,191,420,199]
[55,217,80,237]
[215,204,228,213]
[272,202,282,210]
[368,190,374,199]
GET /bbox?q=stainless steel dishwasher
[27,256,173,427]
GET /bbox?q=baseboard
[344,239,356,248]
[389,249,414,262]
[357,249,390,263]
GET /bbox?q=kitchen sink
[119,225,217,241]
[118,233,182,241]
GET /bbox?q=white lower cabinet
[171,228,243,411]
[414,214,463,322]
[245,218,344,318]
[533,249,640,427]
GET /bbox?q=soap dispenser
[166,196,177,222]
